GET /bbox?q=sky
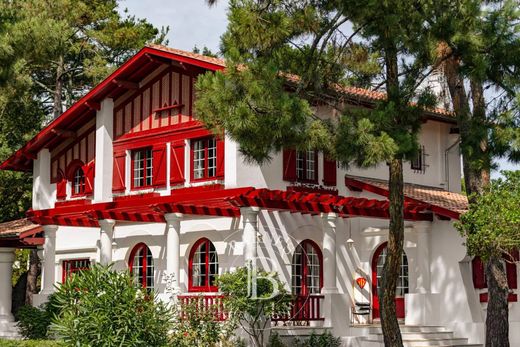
[119,0,518,178]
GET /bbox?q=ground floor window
[62,258,91,283]
[291,239,323,295]
[129,243,154,290]
[189,238,219,292]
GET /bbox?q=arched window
[129,243,154,290]
[291,240,323,295]
[372,242,409,319]
[189,238,219,292]
[72,167,85,195]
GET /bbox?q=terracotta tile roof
[0,218,41,238]
[149,44,453,118]
[345,175,468,216]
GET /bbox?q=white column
[41,225,58,295]
[165,213,183,290]
[94,98,114,202]
[99,219,116,265]
[241,207,260,265]
[414,221,432,293]
[0,248,15,323]
[33,148,54,210]
[322,212,339,293]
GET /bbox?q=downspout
[445,138,460,191]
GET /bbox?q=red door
[372,242,408,319]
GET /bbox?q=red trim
[323,157,337,186]
[479,293,518,303]
[188,238,219,292]
[190,137,221,182]
[371,242,406,319]
[345,177,461,220]
[128,243,153,289]
[130,148,153,189]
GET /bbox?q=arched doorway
[372,242,409,319]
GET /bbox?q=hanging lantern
[356,277,367,289]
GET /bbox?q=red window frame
[188,238,219,292]
[291,239,323,296]
[472,252,518,302]
[190,137,218,182]
[66,160,86,198]
[131,148,153,189]
[129,243,154,290]
[296,150,318,183]
[62,258,91,283]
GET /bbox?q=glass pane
[193,140,205,179]
[207,138,217,177]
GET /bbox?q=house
[0,44,517,346]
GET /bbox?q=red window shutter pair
[170,141,185,185]
[282,149,337,185]
[323,157,336,186]
[83,161,95,195]
[113,151,126,192]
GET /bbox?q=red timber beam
[345,177,460,220]
[0,226,45,248]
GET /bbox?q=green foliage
[16,305,51,340]
[169,296,236,347]
[50,264,172,347]
[0,339,64,347]
[12,249,29,286]
[269,331,341,347]
[456,170,520,260]
[217,266,292,347]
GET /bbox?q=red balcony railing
[178,294,228,321]
[271,295,324,323]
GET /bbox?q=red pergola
[27,185,434,228]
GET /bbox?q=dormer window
[72,167,86,196]
[132,148,153,188]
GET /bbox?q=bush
[16,294,60,340]
[270,331,341,347]
[50,264,172,347]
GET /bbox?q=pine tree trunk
[485,256,509,347]
[380,158,404,347]
[25,249,41,306]
[53,55,64,119]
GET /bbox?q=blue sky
[120,0,518,178]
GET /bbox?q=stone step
[363,337,471,347]
[369,331,455,339]
[272,326,332,337]
[366,325,450,334]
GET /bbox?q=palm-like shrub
[50,264,171,347]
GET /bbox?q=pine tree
[433,1,520,345]
[197,1,447,344]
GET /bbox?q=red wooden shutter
[472,257,486,289]
[56,172,67,200]
[83,161,95,195]
[283,149,297,181]
[216,137,225,178]
[323,157,337,186]
[506,250,518,289]
[153,145,167,187]
[170,141,185,185]
[113,151,126,192]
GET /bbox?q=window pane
[207,138,217,177]
[145,149,153,186]
[306,150,315,181]
[73,168,85,194]
[133,151,144,187]
[193,140,205,179]
[296,151,304,180]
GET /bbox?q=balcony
[271,295,325,324]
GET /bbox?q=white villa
[0,45,517,346]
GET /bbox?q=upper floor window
[191,137,217,181]
[411,146,424,172]
[189,238,219,292]
[296,150,317,182]
[129,243,154,290]
[132,148,153,188]
[72,167,86,196]
[62,258,91,283]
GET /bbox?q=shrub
[0,340,63,347]
[16,294,60,340]
[217,266,292,347]
[50,264,172,347]
[270,331,341,347]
